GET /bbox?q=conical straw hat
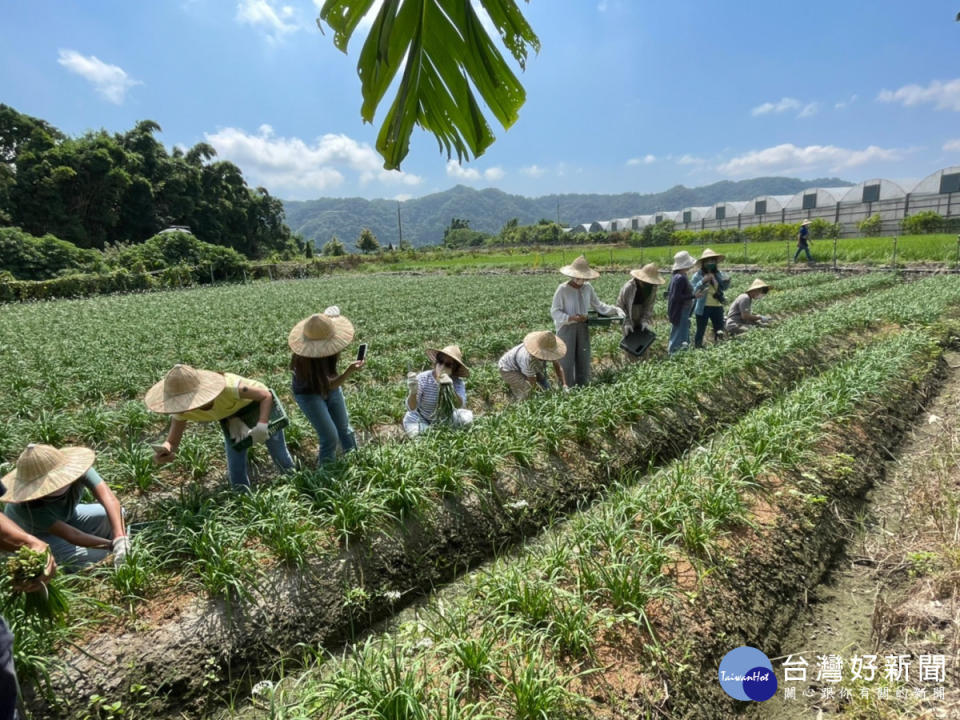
[560,255,599,280]
[629,263,664,285]
[672,251,696,271]
[0,443,95,503]
[698,247,725,264]
[288,309,355,358]
[425,345,470,378]
[523,331,567,362]
[747,278,770,293]
[144,364,226,414]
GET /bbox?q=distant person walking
[550,255,625,386]
[691,248,731,348]
[498,331,568,400]
[616,262,663,360]
[667,251,698,355]
[794,220,813,263]
[725,279,771,336]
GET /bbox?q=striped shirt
[498,344,545,378]
[413,371,466,423]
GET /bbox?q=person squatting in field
[288,307,363,465]
[667,251,699,355]
[690,248,732,349]
[2,443,129,571]
[616,262,664,362]
[403,345,474,437]
[725,278,771,336]
[551,255,625,386]
[498,330,568,400]
[147,364,294,490]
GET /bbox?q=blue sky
[2,1,959,201]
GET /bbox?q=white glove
[247,421,270,444]
[437,373,454,386]
[406,372,418,391]
[227,417,250,443]
[615,307,627,319]
[324,305,341,317]
[562,385,571,392]
[640,322,652,332]
[112,536,131,566]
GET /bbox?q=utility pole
[397,202,403,248]
[556,198,560,226]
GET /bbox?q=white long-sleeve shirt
[550,281,618,331]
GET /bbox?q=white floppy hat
[523,331,567,362]
[144,364,226,414]
[672,251,697,271]
[560,255,600,280]
[0,443,96,503]
[629,262,664,285]
[288,306,355,358]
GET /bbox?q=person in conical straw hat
[795,219,813,264]
[403,344,474,437]
[289,306,364,465]
[1,443,129,570]
[550,255,625,386]
[725,278,771,337]
[666,250,697,355]
[691,248,732,349]
[146,363,294,490]
[498,330,569,400]
[617,262,664,361]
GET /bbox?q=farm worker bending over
[725,279,771,336]
[667,251,698,355]
[147,364,294,490]
[0,491,56,720]
[691,248,731,349]
[498,330,568,400]
[616,262,664,360]
[551,255,625,386]
[2,443,128,571]
[289,307,363,465]
[403,345,473,437]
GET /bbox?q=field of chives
[2,266,959,718]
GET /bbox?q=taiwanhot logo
[718,646,778,702]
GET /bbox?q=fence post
[267,265,274,282]
[609,248,613,266]
[891,236,898,270]
[209,264,215,285]
[242,269,247,284]
[786,239,791,269]
[743,235,748,265]
[956,235,960,269]
[833,236,838,272]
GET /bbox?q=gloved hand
[562,385,571,393]
[247,421,270,444]
[112,536,131,566]
[406,372,418,392]
[640,322,652,332]
[615,307,627,319]
[227,417,250,443]
[324,305,341,317]
[437,373,454,386]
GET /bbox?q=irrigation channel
[13,273,960,718]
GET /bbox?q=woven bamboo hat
[560,255,599,280]
[629,262,664,285]
[801,219,811,226]
[523,331,567,362]
[288,306,355,358]
[426,345,470,378]
[747,278,770,294]
[144,364,226,414]
[0,443,95,503]
[698,248,725,264]
[672,251,697,271]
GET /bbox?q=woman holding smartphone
[288,306,364,465]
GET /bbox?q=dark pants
[695,306,725,348]
[0,618,18,720]
[794,245,812,262]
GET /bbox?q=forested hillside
[284,177,852,249]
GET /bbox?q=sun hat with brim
[426,345,470,378]
[629,263,664,285]
[0,443,95,503]
[801,219,811,226]
[560,255,600,280]
[697,248,725,265]
[288,310,355,358]
[144,364,226,414]
[747,278,770,293]
[523,331,567,362]
[671,251,697,272]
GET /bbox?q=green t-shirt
[3,468,103,535]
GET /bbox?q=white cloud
[627,154,656,166]
[446,160,503,182]
[204,125,421,199]
[798,102,819,118]
[676,154,705,166]
[521,164,546,177]
[484,167,505,181]
[236,0,299,40]
[393,193,413,202]
[944,139,960,152]
[835,94,858,110]
[878,79,960,112]
[751,97,801,116]
[716,143,903,177]
[57,50,140,104]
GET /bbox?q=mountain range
[283,176,854,250]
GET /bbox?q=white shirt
[550,281,618,331]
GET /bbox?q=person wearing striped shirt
[498,331,568,400]
[403,345,473,437]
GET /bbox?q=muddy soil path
[749,352,960,719]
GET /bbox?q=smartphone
[356,343,368,362]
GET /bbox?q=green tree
[857,214,883,237]
[322,236,346,256]
[356,227,380,253]
[317,0,540,169]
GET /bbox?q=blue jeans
[794,245,813,262]
[224,429,294,490]
[294,388,356,464]
[0,618,17,720]
[668,318,690,354]
[695,306,725,348]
